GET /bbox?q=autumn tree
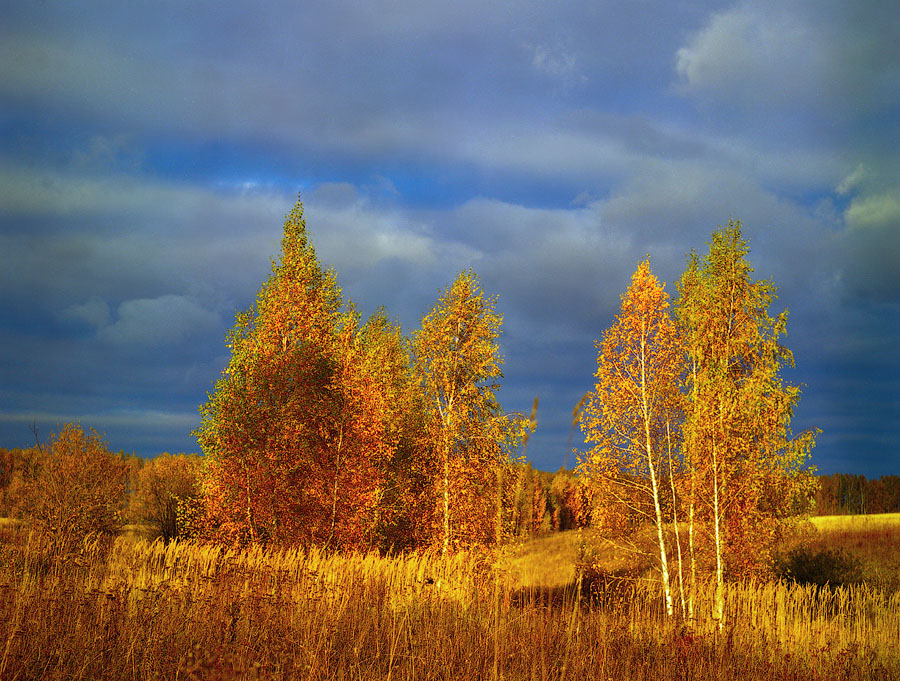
[550,469,592,531]
[195,199,391,549]
[18,424,129,554]
[532,480,550,534]
[344,308,435,552]
[675,220,817,626]
[815,473,900,515]
[578,259,685,617]
[412,270,526,553]
[0,447,32,517]
[129,453,203,542]
[509,462,535,537]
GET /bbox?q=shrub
[775,546,864,588]
[129,453,203,542]
[18,424,128,554]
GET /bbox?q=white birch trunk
[642,327,673,618]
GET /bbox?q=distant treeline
[813,473,900,516]
[507,469,900,530]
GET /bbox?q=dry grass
[1,522,898,680]
[810,512,900,532]
[494,530,587,588]
[796,513,900,591]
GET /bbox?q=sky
[1,0,898,477]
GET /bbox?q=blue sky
[1,0,898,476]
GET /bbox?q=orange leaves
[17,424,129,554]
[195,199,390,550]
[194,201,521,554]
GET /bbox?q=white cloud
[0,160,287,224]
[531,44,580,80]
[0,408,198,430]
[675,2,830,107]
[0,158,290,309]
[98,295,220,347]
[845,191,900,231]
[840,187,900,301]
[305,190,442,274]
[837,163,866,196]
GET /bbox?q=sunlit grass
[811,512,900,532]
[495,530,586,588]
[1,523,897,680]
[801,513,900,592]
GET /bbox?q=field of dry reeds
[0,519,898,680]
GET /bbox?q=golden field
[810,512,900,532]
[1,516,899,681]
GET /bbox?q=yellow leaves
[673,220,817,578]
[413,270,505,440]
[412,269,520,550]
[580,258,684,479]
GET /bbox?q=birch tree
[412,270,523,554]
[675,220,817,627]
[195,199,390,548]
[578,260,685,617]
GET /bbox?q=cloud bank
[1,0,898,476]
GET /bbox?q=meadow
[0,516,898,680]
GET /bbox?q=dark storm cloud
[0,1,897,475]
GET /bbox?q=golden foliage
[16,424,128,555]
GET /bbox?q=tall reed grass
[0,526,897,680]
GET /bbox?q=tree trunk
[688,464,696,623]
[327,424,344,548]
[245,465,256,543]
[443,451,450,556]
[712,440,725,630]
[667,421,686,621]
[642,329,672,618]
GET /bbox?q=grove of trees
[5,203,875,627]
[814,473,900,515]
[578,220,818,625]
[193,199,529,552]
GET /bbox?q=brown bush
[18,424,128,554]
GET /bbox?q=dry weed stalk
[0,527,897,680]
